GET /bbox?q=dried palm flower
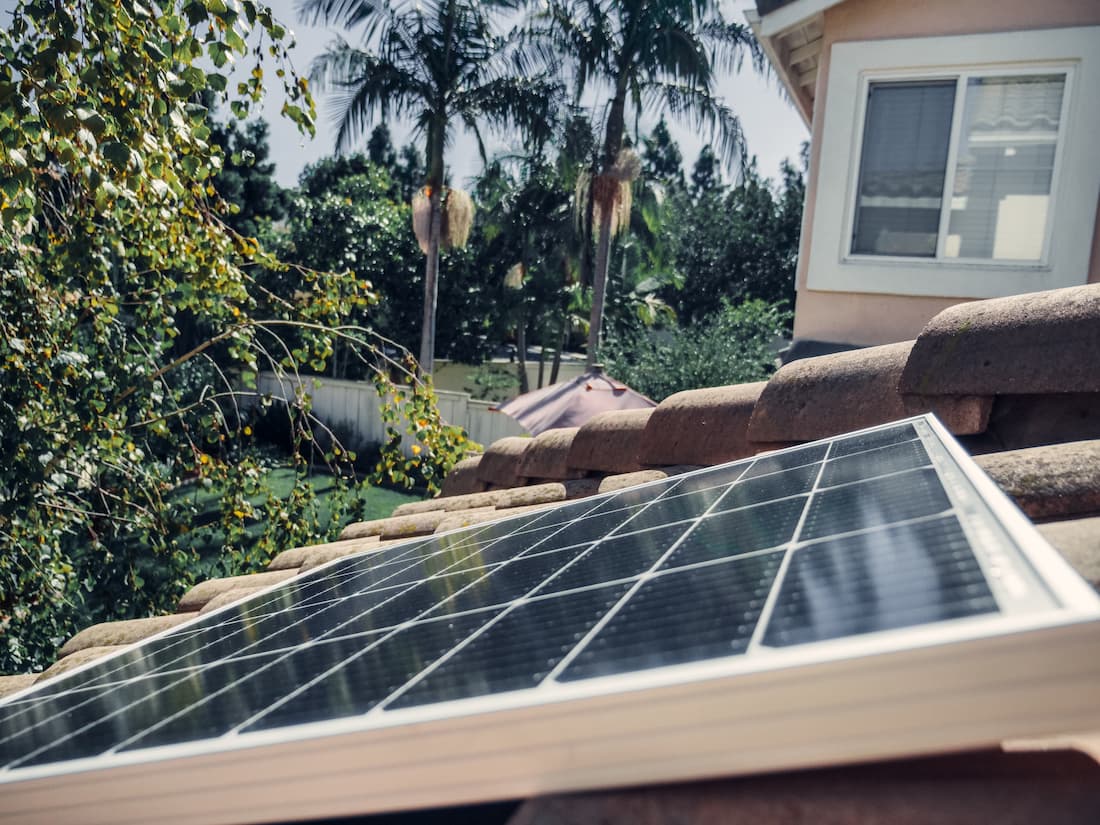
[504,262,526,289]
[411,187,432,254]
[574,148,640,240]
[591,174,633,238]
[411,186,476,253]
[607,147,642,182]
[574,170,592,235]
[442,187,474,250]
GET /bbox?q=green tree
[277,154,502,366]
[366,123,398,169]
[642,116,685,189]
[474,153,577,390]
[531,0,763,369]
[600,300,790,401]
[208,116,288,238]
[667,154,805,320]
[302,0,560,374]
[0,0,470,672]
[272,160,423,365]
[690,143,722,195]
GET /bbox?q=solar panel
[2,415,1099,825]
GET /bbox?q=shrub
[600,300,790,401]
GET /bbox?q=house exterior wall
[792,0,1100,346]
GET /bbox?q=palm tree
[529,0,764,368]
[301,0,559,374]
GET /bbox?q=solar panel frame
[2,414,1099,825]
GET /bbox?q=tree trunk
[537,330,547,389]
[516,309,529,394]
[550,318,565,385]
[586,206,614,370]
[586,77,628,370]
[419,187,443,375]
[418,113,447,377]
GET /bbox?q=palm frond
[646,80,749,176]
[296,0,388,29]
[454,74,563,151]
[309,40,428,153]
[697,19,767,77]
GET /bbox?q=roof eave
[745,9,814,128]
[748,0,848,128]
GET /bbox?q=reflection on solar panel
[3,415,1100,825]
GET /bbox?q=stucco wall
[793,0,1100,345]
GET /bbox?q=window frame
[806,27,1100,299]
[846,66,1074,266]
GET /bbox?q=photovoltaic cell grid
[0,418,1057,777]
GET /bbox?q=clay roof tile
[1038,517,1100,589]
[439,455,486,497]
[748,341,990,444]
[58,614,193,658]
[973,440,1100,521]
[900,284,1100,397]
[568,408,655,474]
[268,535,382,570]
[0,674,38,699]
[517,427,586,480]
[639,382,767,466]
[37,646,124,682]
[476,436,533,488]
[176,569,297,613]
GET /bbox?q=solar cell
[2,415,1099,825]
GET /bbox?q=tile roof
[516,427,585,480]
[57,614,192,657]
[900,284,1100,396]
[747,340,991,443]
[974,441,1100,521]
[176,569,298,613]
[567,407,654,474]
[476,436,533,488]
[638,382,766,466]
[2,282,1099,815]
[439,455,486,497]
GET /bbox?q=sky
[0,0,809,188]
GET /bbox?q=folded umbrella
[493,367,656,435]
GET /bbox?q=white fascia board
[758,0,846,38]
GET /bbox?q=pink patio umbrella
[493,366,656,435]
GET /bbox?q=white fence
[256,372,528,456]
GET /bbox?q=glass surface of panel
[559,552,785,680]
[764,516,998,646]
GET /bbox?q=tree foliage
[528,0,764,368]
[600,300,791,401]
[663,149,806,321]
[208,114,288,238]
[0,0,471,673]
[303,0,561,373]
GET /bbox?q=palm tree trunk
[517,303,530,393]
[586,78,628,370]
[537,330,547,389]
[419,187,443,375]
[586,207,614,370]
[419,113,447,376]
[550,317,565,384]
